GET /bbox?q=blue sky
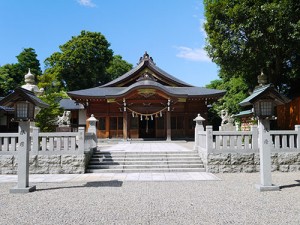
[0,0,220,87]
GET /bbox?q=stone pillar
[78,127,85,152]
[10,121,36,193]
[166,111,171,141]
[255,119,279,191]
[193,114,205,150]
[205,125,213,151]
[295,125,300,148]
[32,127,40,154]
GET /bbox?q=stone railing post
[193,114,205,150]
[251,125,258,150]
[206,125,213,152]
[32,127,40,154]
[295,125,300,149]
[78,127,85,153]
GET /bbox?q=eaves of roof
[68,80,225,99]
[0,87,49,108]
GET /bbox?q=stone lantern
[239,71,290,191]
[0,87,48,193]
[193,114,205,150]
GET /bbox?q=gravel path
[0,172,300,225]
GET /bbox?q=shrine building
[68,52,225,140]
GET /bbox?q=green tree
[106,55,133,81]
[204,0,300,97]
[206,77,248,115]
[0,64,17,96]
[44,30,114,91]
[16,48,42,79]
[0,48,42,96]
[35,91,68,132]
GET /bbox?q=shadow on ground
[280,180,300,189]
[36,180,123,192]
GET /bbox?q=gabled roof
[102,52,193,87]
[240,84,290,107]
[68,79,225,99]
[68,52,226,99]
[0,87,49,108]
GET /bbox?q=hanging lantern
[151,115,153,120]
[140,115,143,121]
[132,111,135,117]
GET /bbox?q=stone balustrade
[0,127,96,174]
[196,125,300,173]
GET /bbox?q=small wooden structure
[68,52,225,139]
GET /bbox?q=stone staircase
[86,150,205,173]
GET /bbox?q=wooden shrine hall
[68,52,225,140]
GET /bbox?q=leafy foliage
[106,55,133,81]
[206,77,248,115]
[0,64,17,96]
[44,30,114,91]
[204,0,300,97]
[0,48,42,96]
[35,91,68,132]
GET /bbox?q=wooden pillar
[123,111,128,140]
[105,116,109,138]
[166,111,171,141]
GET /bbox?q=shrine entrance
[68,52,225,140]
[139,118,156,138]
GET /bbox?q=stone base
[255,184,280,192]
[10,185,36,194]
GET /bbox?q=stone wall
[0,153,92,174]
[206,152,300,173]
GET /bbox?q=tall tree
[204,0,300,97]
[35,91,68,132]
[0,48,42,96]
[44,30,114,91]
[106,55,133,81]
[16,48,42,78]
[0,64,16,96]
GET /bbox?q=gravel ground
[0,172,300,225]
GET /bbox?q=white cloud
[77,0,96,7]
[175,46,211,62]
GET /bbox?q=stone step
[93,153,200,158]
[89,160,203,165]
[87,150,205,173]
[86,167,206,173]
[88,163,204,169]
[97,151,198,155]
[91,157,202,162]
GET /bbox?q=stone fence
[0,127,97,174]
[195,125,300,173]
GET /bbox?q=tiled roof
[239,84,290,107]
[68,80,225,98]
[0,87,49,108]
[102,53,192,87]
